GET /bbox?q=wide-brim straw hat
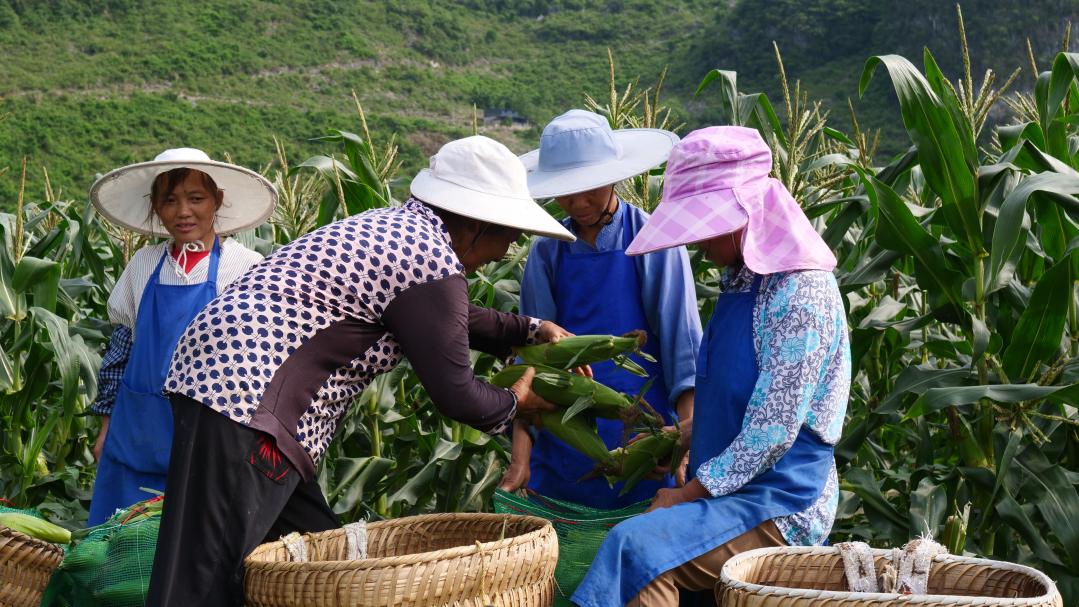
[410,135,575,241]
[90,148,278,238]
[520,109,679,199]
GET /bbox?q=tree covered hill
[0,0,1075,204]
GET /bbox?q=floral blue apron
[88,239,220,526]
[572,274,834,606]
[528,207,674,508]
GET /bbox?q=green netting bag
[41,496,163,607]
[493,488,647,606]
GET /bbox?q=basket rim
[0,524,65,560]
[719,546,1060,605]
[244,512,556,572]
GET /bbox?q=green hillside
[0,0,712,202]
[1,0,1076,203]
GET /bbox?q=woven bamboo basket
[716,546,1061,607]
[0,524,65,607]
[244,513,558,607]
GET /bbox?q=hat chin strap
[580,187,618,228]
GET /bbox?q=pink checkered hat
[626,126,836,273]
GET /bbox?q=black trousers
[146,395,340,607]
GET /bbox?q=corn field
[1,31,1078,605]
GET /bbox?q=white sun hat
[89,148,278,237]
[410,135,575,241]
[519,109,679,199]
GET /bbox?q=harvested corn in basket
[716,545,1062,606]
[0,506,66,607]
[40,496,164,607]
[244,512,557,607]
[493,489,647,607]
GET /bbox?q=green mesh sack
[0,503,44,517]
[41,496,163,607]
[493,488,647,606]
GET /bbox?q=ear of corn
[490,363,658,426]
[537,411,616,467]
[598,429,680,496]
[514,332,655,377]
[0,511,71,543]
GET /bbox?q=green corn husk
[514,331,655,376]
[942,503,970,555]
[0,511,71,543]
[538,411,616,467]
[600,429,680,496]
[491,363,658,426]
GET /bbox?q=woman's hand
[646,479,710,513]
[498,420,533,492]
[509,367,559,420]
[93,415,110,462]
[533,321,593,377]
[535,320,572,344]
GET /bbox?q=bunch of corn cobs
[491,332,683,495]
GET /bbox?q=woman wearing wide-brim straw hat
[147,136,577,606]
[499,109,703,509]
[85,148,274,527]
[572,126,851,607]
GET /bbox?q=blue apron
[528,206,675,509]
[88,239,220,526]
[573,274,835,607]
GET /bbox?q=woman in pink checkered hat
[574,126,851,607]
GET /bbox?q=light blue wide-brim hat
[520,109,679,199]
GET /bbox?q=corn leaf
[860,54,981,252]
[1015,448,1079,568]
[1001,251,1074,380]
[988,173,1079,293]
[908,477,947,537]
[906,382,1079,419]
[13,256,59,313]
[856,170,965,316]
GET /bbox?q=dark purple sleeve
[467,304,532,358]
[381,275,516,434]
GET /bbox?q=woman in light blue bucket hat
[498,109,703,510]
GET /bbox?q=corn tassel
[514,331,654,376]
[491,363,658,426]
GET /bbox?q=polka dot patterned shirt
[165,200,539,479]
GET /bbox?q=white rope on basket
[720,545,1062,606]
[837,538,947,595]
[280,532,308,563]
[343,521,368,560]
[836,541,879,592]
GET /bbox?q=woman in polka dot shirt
[147,136,579,606]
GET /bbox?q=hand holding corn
[532,321,593,377]
[508,366,559,420]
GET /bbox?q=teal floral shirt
[696,266,851,546]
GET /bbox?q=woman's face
[555,185,615,228]
[154,171,221,245]
[458,224,523,274]
[697,230,743,267]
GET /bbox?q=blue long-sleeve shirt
[520,201,702,406]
